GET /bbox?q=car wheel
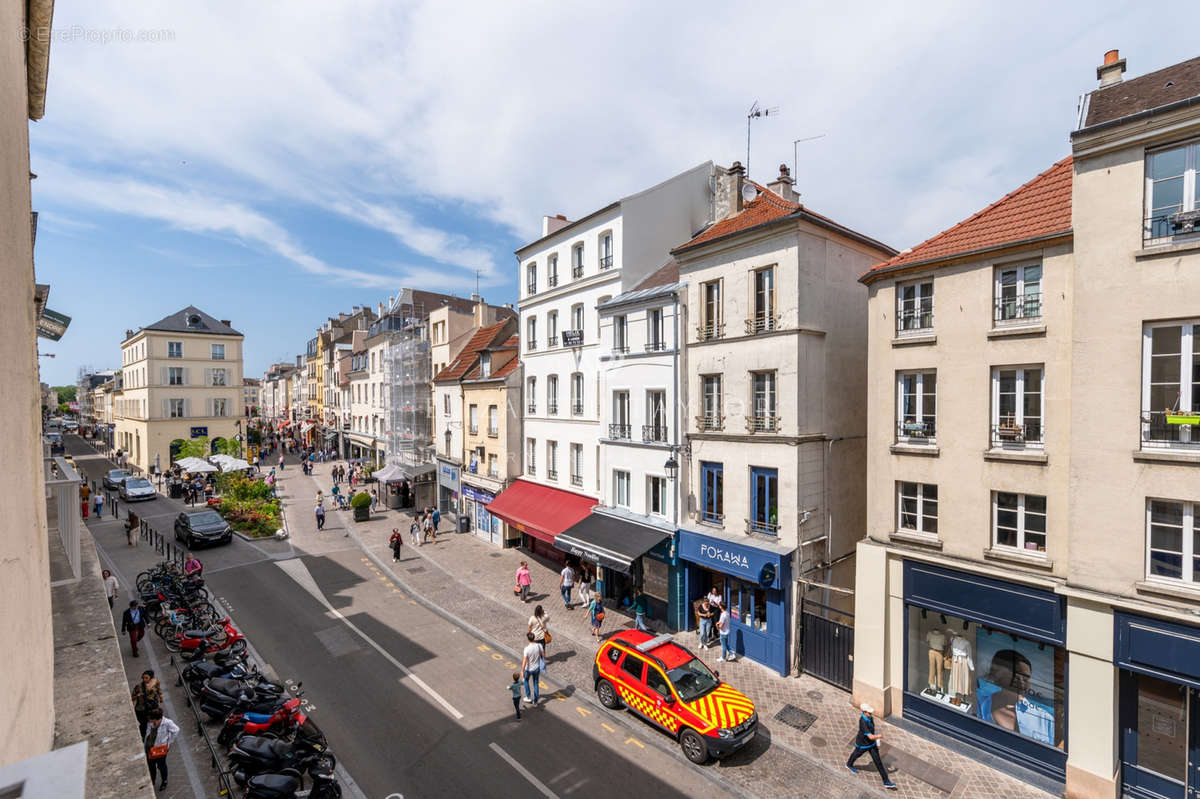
[679,728,709,764]
[596,679,621,709]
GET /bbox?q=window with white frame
[897,280,934,334]
[993,492,1047,553]
[211,343,225,360]
[750,266,776,333]
[611,391,630,438]
[444,393,451,415]
[898,482,938,536]
[647,308,665,350]
[526,438,536,474]
[168,399,185,419]
[571,373,584,415]
[210,368,228,387]
[526,377,536,413]
[168,367,184,386]
[548,254,559,287]
[992,366,1044,446]
[896,371,936,440]
[488,453,499,477]
[700,374,722,430]
[572,243,585,278]
[526,262,537,295]
[648,476,667,516]
[480,352,491,378]
[613,315,628,352]
[1142,320,1200,447]
[468,404,478,435]
[599,232,613,270]
[750,371,777,432]
[526,316,537,351]
[547,311,558,346]
[570,443,583,487]
[168,341,183,358]
[488,405,499,436]
[700,280,723,340]
[613,470,631,507]
[645,391,667,442]
[1145,141,1200,242]
[994,263,1042,324]
[1147,499,1200,583]
[546,440,558,479]
[547,374,558,414]
[212,398,228,417]
[570,303,584,334]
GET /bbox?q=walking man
[521,632,545,706]
[315,503,325,531]
[121,599,147,658]
[845,703,897,790]
[559,562,575,610]
[102,569,119,608]
[431,506,441,536]
[278,453,285,471]
[144,709,180,791]
[632,587,649,632]
[94,490,104,518]
[716,601,733,661]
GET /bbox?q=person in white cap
[845,703,897,790]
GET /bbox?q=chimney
[541,214,571,237]
[714,162,746,220]
[767,163,797,203]
[125,329,133,338]
[474,299,488,326]
[1097,49,1126,87]
[377,301,385,318]
[220,319,231,327]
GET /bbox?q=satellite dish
[741,183,759,204]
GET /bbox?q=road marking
[575,706,591,718]
[489,742,558,798]
[275,558,464,720]
[477,644,491,652]
[624,737,644,748]
[601,723,615,733]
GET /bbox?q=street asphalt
[65,435,738,799]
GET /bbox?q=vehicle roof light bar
[635,633,675,653]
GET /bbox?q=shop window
[905,606,1064,748]
[1131,673,1187,781]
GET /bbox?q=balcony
[1145,210,1200,245]
[488,427,499,438]
[896,308,934,335]
[608,424,631,440]
[1142,410,1200,449]
[599,255,613,270]
[527,403,537,414]
[526,462,536,475]
[526,283,537,296]
[744,314,780,335]
[990,420,1043,448]
[696,322,725,342]
[746,518,780,536]
[527,339,537,352]
[548,335,559,347]
[896,420,936,440]
[695,414,724,432]
[547,401,558,415]
[571,473,583,487]
[642,424,668,443]
[747,415,781,433]
[468,425,479,435]
[547,469,558,480]
[993,292,1042,325]
[612,343,629,355]
[548,273,559,288]
[572,264,584,279]
[571,401,584,416]
[644,340,668,352]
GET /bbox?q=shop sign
[677,529,785,589]
[462,484,495,504]
[190,426,208,438]
[438,462,460,489]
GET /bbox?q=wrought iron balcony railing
[570,474,583,487]
[747,415,780,433]
[572,265,584,279]
[696,322,725,342]
[548,335,559,347]
[896,420,936,440]
[526,283,537,296]
[644,340,668,352]
[608,424,631,440]
[1145,210,1200,244]
[547,402,558,415]
[993,292,1042,325]
[744,315,780,335]
[547,469,558,480]
[1142,409,1200,448]
[896,307,934,334]
[548,274,559,287]
[746,518,780,536]
[991,421,1043,447]
[642,424,668,443]
[695,414,724,432]
[527,403,536,414]
[571,401,584,416]
[599,255,613,270]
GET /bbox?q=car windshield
[109,470,128,479]
[125,479,152,489]
[668,656,721,702]
[189,511,225,526]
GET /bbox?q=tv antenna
[475,269,481,297]
[792,133,828,186]
[746,101,779,179]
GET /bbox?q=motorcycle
[179,648,251,689]
[218,695,304,746]
[228,718,333,778]
[198,677,289,722]
[164,617,247,656]
[236,763,341,799]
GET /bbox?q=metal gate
[800,600,855,691]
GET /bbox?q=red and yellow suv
[593,629,758,763]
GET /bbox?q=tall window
[1147,499,1200,583]
[613,315,628,353]
[168,367,184,386]
[750,371,777,432]
[700,375,723,430]
[210,368,228,387]
[212,398,228,417]
[750,266,776,333]
[599,232,613,270]
[897,280,934,334]
[749,467,778,534]
[526,262,537,295]
[547,311,558,346]
[700,462,723,523]
[546,440,558,479]
[526,316,537,351]
[444,393,451,415]
[700,280,723,340]
[168,399,185,419]
[468,404,479,435]
[610,391,630,439]
[995,263,1042,324]
[1142,320,1200,447]
[488,405,499,436]
[897,371,936,441]
[645,391,667,442]
[1145,141,1200,241]
[211,343,225,360]
[648,476,667,516]
[613,470,630,507]
[572,243,585,278]
[526,377,536,413]
[444,430,452,456]
[526,438,536,474]
[571,373,584,415]
[548,254,559,287]
[993,492,1047,553]
[488,453,498,477]
[570,443,583,487]
[647,308,665,350]
[992,366,1043,446]
[898,482,938,536]
[571,303,584,333]
[547,374,558,414]
[168,341,183,358]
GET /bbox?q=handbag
[513,585,521,595]
[148,744,168,759]
[543,631,552,644]
[595,611,605,622]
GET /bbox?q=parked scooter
[179,648,251,688]
[218,695,304,746]
[228,718,333,778]
[198,677,289,721]
[236,763,341,799]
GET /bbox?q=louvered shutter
[161,399,169,418]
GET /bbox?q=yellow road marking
[625,737,644,748]
[477,644,491,652]
[601,723,615,733]
[491,653,503,661]
[576,706,591,718]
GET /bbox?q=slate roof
[433,321,510,383]
[141,306,242,336]
[862,157,1073,282]
[1081,55,1200,131]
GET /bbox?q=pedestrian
[183,553,203,579]
[588,593,604,639]
[121,599,146,658]
[515,561,532,603]
[716,601,733,662]
[632,587,649,632]
[389,528,403,562]
[80,482,90,519]
[94,490,104,518]
[131,669,162,740]
[528,604,550,653]
[577,567,593,607]
[409,517,421,547]
[706,585,722,609]
[315,503,325,531]
[431,506,441,536]
[278,454,284,471]
[331,483,340,505]
[845,703,897,790]
[102,569,119,608]
[144,709,179,791]
[697,598,715,648]
[521,632,545,706]
[371,489,379,512]
[422,512,435,544]
[508,671,524,720]
[559,562,575,610]
[123,514,136,546]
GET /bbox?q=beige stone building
[854,51,1200,799]
[114,307,244,472]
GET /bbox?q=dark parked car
[47,432,64,454]
[174,510,232,548]
[103,469,130,490]
[119,476,157,502]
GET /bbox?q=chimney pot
[1097,49,1126,87]
[767,163,798,203]
[1104,49,1120,65]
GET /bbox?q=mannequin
[947,626,975,701]
[925,627,947,693]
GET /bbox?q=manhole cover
[489,553,503,558]
[810,736,827,747]
[806,690,824,701]
[472,569,481,574]
[774,704,817,733]
[407,566,426,574]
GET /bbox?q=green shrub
[350,492,372,509]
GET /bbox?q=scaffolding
[381,292,431,468]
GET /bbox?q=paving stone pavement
[278,459,1063,799]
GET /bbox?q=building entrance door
[1120,670,1200,799]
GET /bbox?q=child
[508,672,523,720]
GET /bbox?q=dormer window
[480,352,491,378]
[187,313,202,328]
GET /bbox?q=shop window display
[907,607,1064,748]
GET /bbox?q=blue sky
[32,0,1198,385]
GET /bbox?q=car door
[616,653,650,719]
[645,665,682,735]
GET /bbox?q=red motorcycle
[164,617,247,656]
[218,695,304,746]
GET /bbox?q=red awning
[485,480,597,544]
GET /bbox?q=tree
[214,437,242,457]
[54,385,76,404]
[58,401,70,415]
[175,437,209,460]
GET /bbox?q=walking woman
[515,561,532,603]
[409,516,421,547]
[131,669,163,740]
[588,593,604,640]
[528,604,551,653]
[389,528,403,562]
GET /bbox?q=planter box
[1166,414,1200,426]
[353,505,370,522]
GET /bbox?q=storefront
[485,479,596,566]
[403,463,437,510]
[902,561,1067,781]
[676,529,793,676]
[1116,611,1200,799]
[463,483,506,546]
[436,458,460,516]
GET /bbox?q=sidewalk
[281,460,1060,799]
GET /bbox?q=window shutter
[183,399,191,418]
[205,368,211,386]
[161,367,168,386]
[161,399,168,418]
[181,368,188,386]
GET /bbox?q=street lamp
[664,456,678,481]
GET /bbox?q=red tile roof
[863,156,1073,281]
[490,358,520,379]
[672,183,799,253]
[433,321,509,382]
[633,259,679,290]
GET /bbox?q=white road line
[275,557,465,720]
[489,742,559,798]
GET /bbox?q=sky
[31,1,1199,386]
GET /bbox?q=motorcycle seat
[185,628,220,639]
[246,773,301,797]
[243,712,274,724]
[237,737,292,759]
